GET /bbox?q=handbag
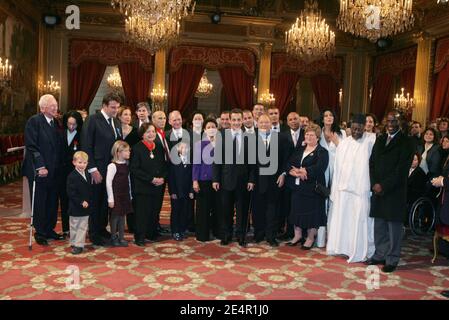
[315,181,330,198]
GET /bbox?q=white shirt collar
[231,129,242,136]
[388,130,400,139]
[76,168,87,180]
[44,114,53,125]
[291,128,300,135]
[101,109,110,121]
[245,126,255,133]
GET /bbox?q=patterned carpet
[0,180,448,300]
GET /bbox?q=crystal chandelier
[393,87,414,115]
[195,70,214,98]
[438,0,448,3]
[337,0,415,43]
[38,75,60,96]
[111,0,195,23]
[0,57,12,88]
[285,0,335,63]
[258,89,275,107]
[151,84,167,111]
[107,70,122,90]
[125,14,180,54]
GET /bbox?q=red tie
[156,128,170,161]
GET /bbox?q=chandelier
[38,75,60,96]
[195,70,214,98]
[0,57,12,88]
[125,14,180,54]
[258,89,275,106]
[438,0,448,3]
[337,0,415,43]
[107,70,122,90]
[111,0,195,23]
[393,87,414,116]
[285,0,335,63]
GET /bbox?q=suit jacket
[285,144,329,197]
[81,112,122,176]
[417,143,442,179]
[407,166,427,205]
[130,141,168,195]
[168,160,193,198]
[62,130,81,175]
[369,131,414,222]
[22,113,63,181]
[66,170,93,217]
[132,117,151,130]
[255,132,282,195]
[212,129,256,191]
[279,128,305,173]
[440,164,449,226]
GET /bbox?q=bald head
[287,112,300,131]
[169,110,182,129]
[152,111,167,130]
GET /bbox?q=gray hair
[39,94,56,111]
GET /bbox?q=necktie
[292,132,297,147]
[108,118,117,138]
[49,119,54,128]
[386,135,392,146]
[233,132,240,162]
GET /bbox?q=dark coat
[168,160,193,198]
[124,126,140,147]
[369,131,414,222]
[285,144,329,196]
[81,112,122,177]
[62,130,81,176]
[279,128,305,173]
[254,132,282,195]
[417,143,442,179]
[130,141,168,195]
[407,166,427,206]
[66,170,93,217]
[22,113,63,182]
[212,129,256,191]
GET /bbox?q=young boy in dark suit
[67,151,93,254]
[168,143,194,241]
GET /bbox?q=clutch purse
[315,181,330,198]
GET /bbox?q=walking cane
[28,174,37,251]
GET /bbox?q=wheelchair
[407,187,441,236]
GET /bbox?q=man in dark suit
[132,102,151,130]
[366,111,414,273]
[22,94,64,246]
[152,110,170,235]
[268,107,287,133]
[212,108,256,247]
[81,92,122,246]
[252,114,283,247]
[277,112,305,240]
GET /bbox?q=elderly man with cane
[22,94,64,246]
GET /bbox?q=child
[168,142,194,241]
[107,141,133,247]
[66,151,92,255]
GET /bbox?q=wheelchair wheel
[409,197,436,236]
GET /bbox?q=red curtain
[370,73,394,121]
[219,66,254,110]
[270,72,300,118]
[69,60,106,110]
[168,64,204,113]
[399,67,416,95]
[310,74,340,116]
[118,62,152,111]
[431,62,449,120]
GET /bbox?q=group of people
[22,92,449,282]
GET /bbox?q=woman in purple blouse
[192,118,218,241]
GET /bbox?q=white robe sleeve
[106,163,117,203]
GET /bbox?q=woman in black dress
[118,106,140,147]
[60,111,83,238]
[130,123,167,246]
[286,124,329,250]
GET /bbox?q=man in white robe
[327,114,376,263]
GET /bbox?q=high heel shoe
[286,238,304,246]
[301,244,312,250]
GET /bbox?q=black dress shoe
[35,236,49,246]
[268,239,279,247]
[238,239,247,247]
[381,264,397,273]
[158,226,170,234]
[134,240,145,247]
[441,290,449,298]
[47,233,64,240]
[71,247,83,255]
[286,239,302,246]
[220,239,230,246]
[364,258,386,266]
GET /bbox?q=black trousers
[28,177,58,238]
[89,180,109,243]
[155,183,166,227]
[253,189,279,241]
[134,193,159,241]
[279,187,294,237]
[170,197,191,234]
[58,173,70,233]
[195,181,216,241]
[220,182,250,240]
[126,198,136,234]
